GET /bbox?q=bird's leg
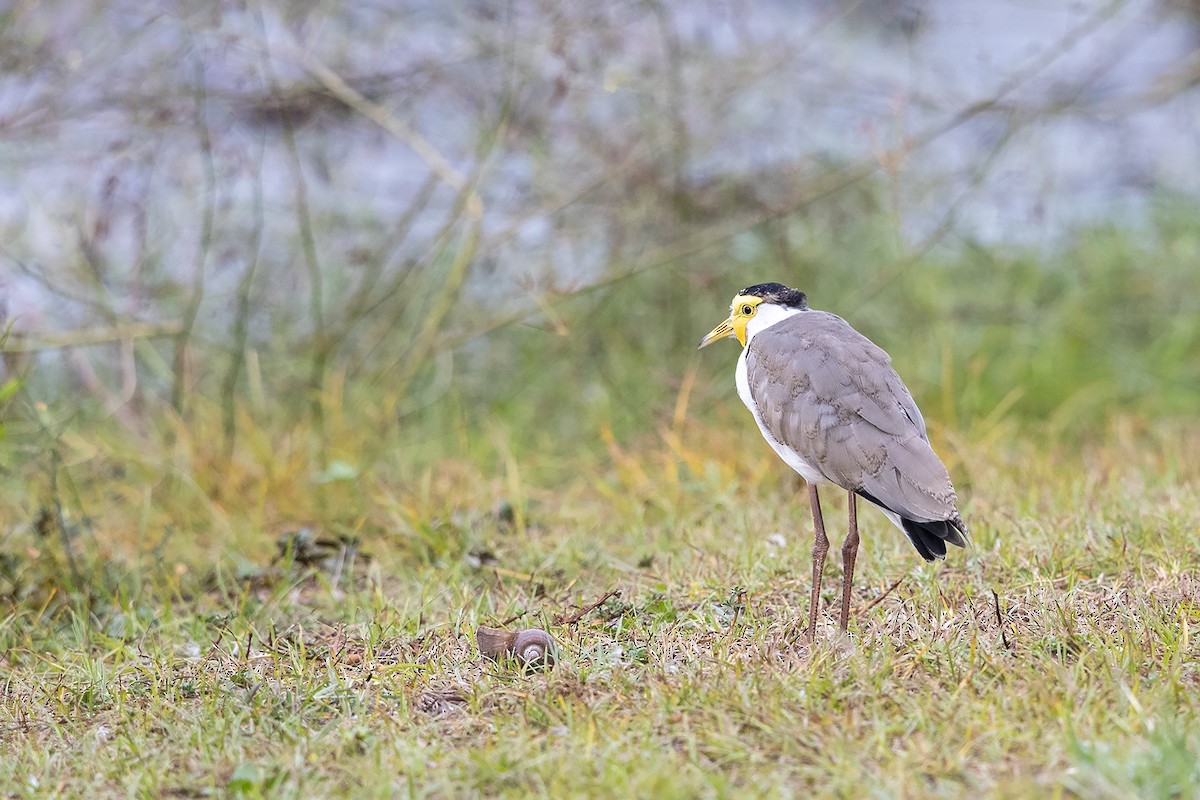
[807,483,829,641]
[840,491,860,632]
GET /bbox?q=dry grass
[1,406,1198,798]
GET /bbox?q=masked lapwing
[699,283,968,639]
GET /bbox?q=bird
[698,282,968,639]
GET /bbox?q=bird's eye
[741,304,754,315]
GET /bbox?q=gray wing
[746,311,961,525]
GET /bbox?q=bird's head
[697,282,808,349]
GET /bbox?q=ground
[2,413,1197,799]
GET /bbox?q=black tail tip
[902,517,969,562]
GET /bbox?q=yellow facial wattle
[697,294,763,349]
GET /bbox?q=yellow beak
[698,317,738,349]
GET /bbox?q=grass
[2,210,1200,797]
[1,403,1198,797]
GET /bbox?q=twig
[992,590,1011,651]
[555,589,620,626]
[860,577,905,616]
[499,610,528,627]
[1,323,183,353]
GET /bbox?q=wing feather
[745,311,963,526]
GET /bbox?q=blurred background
[1,0,1199,569]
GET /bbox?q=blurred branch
[347,187,482,381]
[917,0,1127,144]
[351,153,495,389]
[444,161,877,351]
[222,130,268,456]
[3,0,1173,440]
[440,0,1136,352]
[649,0,691,198]
[1,323,184,353]
[1099,45,1200,115]
[172,54,217,416]
[280,113,328,427]
[337,171,440,328]
[329,82,510,387]
[294,49,484,221]
[339,168,484,351]
[390,218,481,399]
[485,142,650,251]
[265,31,500,423]
[254,9,329,430]
[847,114,1026,310]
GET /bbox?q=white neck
[744,304,802,345]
